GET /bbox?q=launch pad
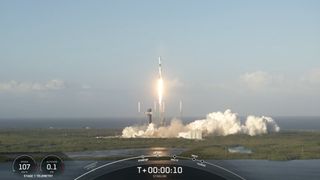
[138,57,176,126]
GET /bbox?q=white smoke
[0,79,65,92]
[122,119,187,138]
[122,109,280,139]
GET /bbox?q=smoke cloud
[122,109,280,138]
[0,79,65,92]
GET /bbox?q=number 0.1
[46,164,57,171]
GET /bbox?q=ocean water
[0,116,319,130]
[219,159,320,180]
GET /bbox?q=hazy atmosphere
[1,0,320,118]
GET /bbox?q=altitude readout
[137,166,183,174]
[40,155,64,175]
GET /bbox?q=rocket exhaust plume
[157,57,164,125]
[158,78,163,107]
[158,57,163,106]
[121,109,280,138]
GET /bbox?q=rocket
[158,56,162,78]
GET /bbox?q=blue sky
[0,1,320,118]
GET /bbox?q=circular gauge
[12,155,37,175]
[40,155,64,175]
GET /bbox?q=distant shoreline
[0,116,320,130]
[0,129,320,161]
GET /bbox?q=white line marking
[176,156,247,180]
[74,155,247,180]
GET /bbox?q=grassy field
[0,128,319,161]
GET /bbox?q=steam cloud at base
[121,109,280,139]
